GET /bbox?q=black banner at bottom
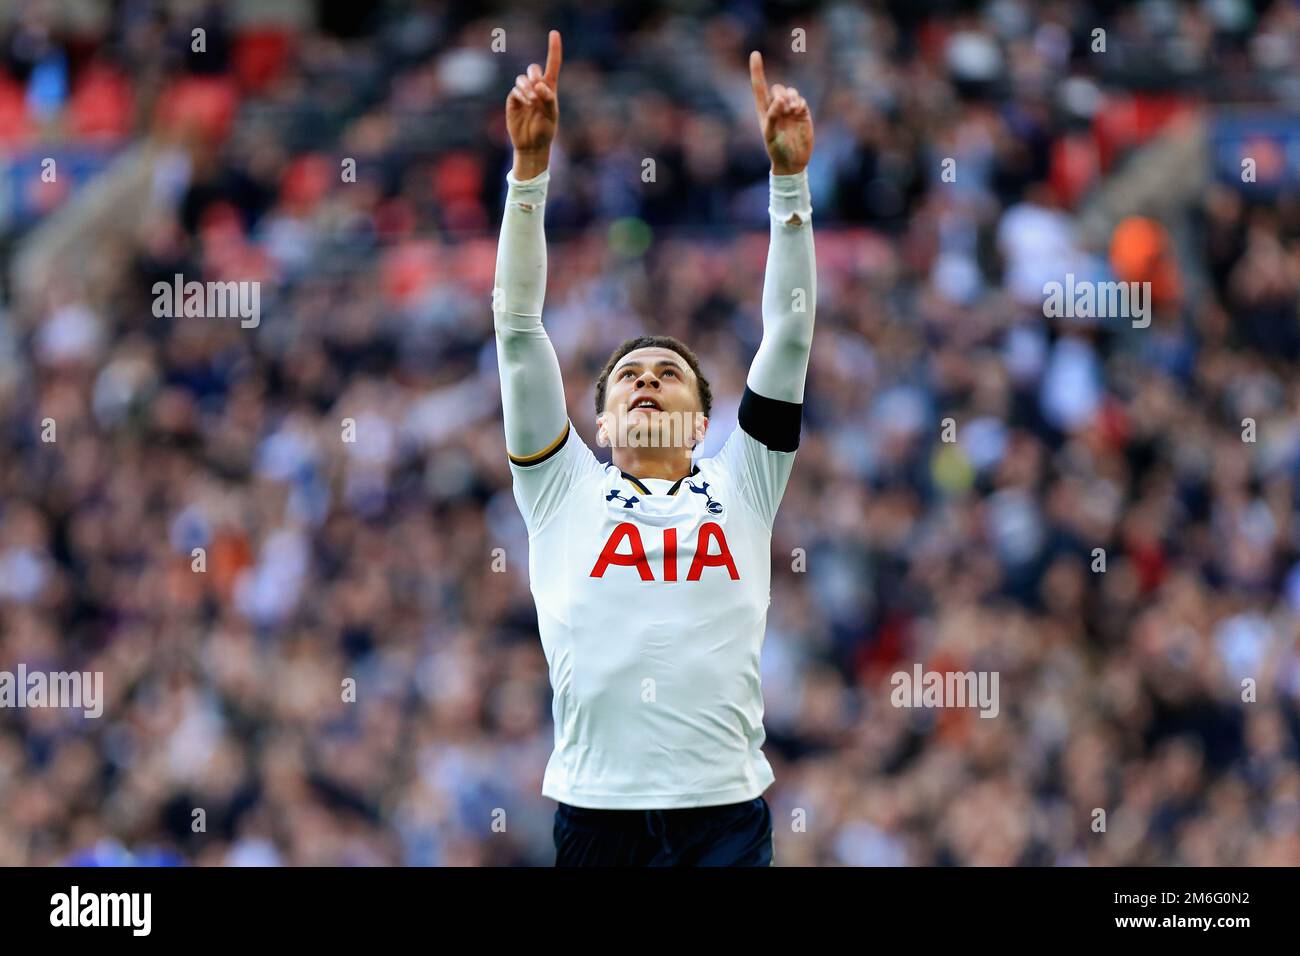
[0,865,1282,943]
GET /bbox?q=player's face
[598,347,707,450]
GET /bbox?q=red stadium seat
[69,63,134,142]
[154,75,240,143]
[0,75,34,149]
[234,29,294,94]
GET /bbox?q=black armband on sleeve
[738,386,802,452]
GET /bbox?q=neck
[612,446,694,481]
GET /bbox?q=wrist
[513,148,551,180]
[769,168,811,220]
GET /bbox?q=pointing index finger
[749,51,769,112]
[544,30,562,88]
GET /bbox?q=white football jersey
[508,404,797,809]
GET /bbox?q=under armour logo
[606,489,640,509]
[687,480,723,515]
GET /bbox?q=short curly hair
[594,335,713,418]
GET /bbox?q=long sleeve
[493,169,570,462]
[731,169,816,461]
[714,170,816,524]
[746,169,816,405]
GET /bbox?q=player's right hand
[506,30,562,156]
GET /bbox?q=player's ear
[691,413,709,448]
[596,411,610,447]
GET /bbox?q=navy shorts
[553,796,774,867]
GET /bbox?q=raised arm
[745,52,816,408]
[494,30,568,462]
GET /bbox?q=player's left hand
[748,51,813,176]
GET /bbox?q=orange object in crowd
[1110,215,1182,309]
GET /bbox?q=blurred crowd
[1,0,1299,866]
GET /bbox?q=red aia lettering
[590,522,738,581]
[686,522,739,581]
[589,522,653,580]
